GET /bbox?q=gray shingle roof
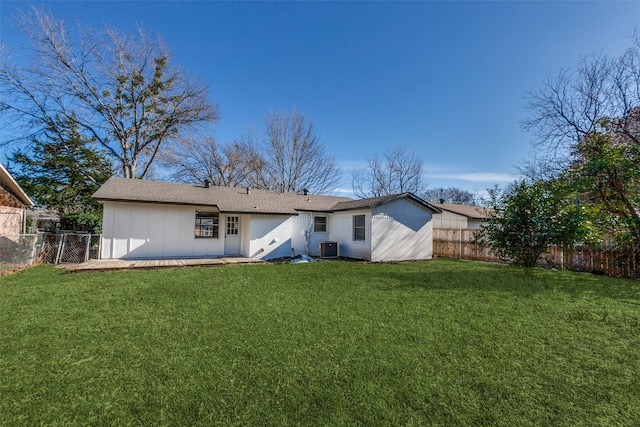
[331,192,441,213]
[93,177,352,214]
[93,178,443,215]
[428,202,491,219]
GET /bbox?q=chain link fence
[1,232,101,275]
[0,234,41,275]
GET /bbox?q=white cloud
[429,171,520,183]
[335,161,520,199]
[332,187,355,196]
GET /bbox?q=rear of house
[94,178,440,262]
[329,195,438,262]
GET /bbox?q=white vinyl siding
[328,210,371,260]
[370,198,434,262]
[101,202,223,259]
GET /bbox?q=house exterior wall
[239,215,251,257]
[99,197,437,262]
[466,219,485,229]
[329,209,371,260]
[0,206,24,235]
[291,214,307,256]
[370,198,434,262]
[432,210,469,229]
[291,213,332,257]
[101,201,224,259]
[1,184,26,235]
[247,214,292,260]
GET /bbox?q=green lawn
[1,259,639,426]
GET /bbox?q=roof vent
[439,198,445,204]
[246,187,251,195]
[303,188,309,196]
[204,180,210,189]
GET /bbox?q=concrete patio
[63,257,265,273]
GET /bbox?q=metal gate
[39,233,101,264]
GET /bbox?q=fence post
[84,235,91,262]
[54,233,65,265]
[27,234,39,264]
[39,233,47,260]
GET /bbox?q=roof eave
[95,197,301,215]
[95,197,220,210]
[0,163,34,206]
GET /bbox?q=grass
[1,259,639,426]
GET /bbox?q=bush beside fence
[433,228,639,279]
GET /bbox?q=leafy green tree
[475,180,589,274]
[9,116,112,228]
[58,211,103,234]
[523,31,640,277]
[568,127,640,273]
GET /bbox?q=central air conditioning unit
[320,241,338,259]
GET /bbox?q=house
[93,177,441,262]
[0,163,34,235]
[429,202,490,230]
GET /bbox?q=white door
[224,215,241,255]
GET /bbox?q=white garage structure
[94,178,441,262]
[429,202,490,229]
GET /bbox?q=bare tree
[160,137,261,187]
[522,31,640,175]
[423,187,479,205]
[352,146,426,198]
[0,7,219,179]
[250,109,341,194]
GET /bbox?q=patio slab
[63,257,265,273]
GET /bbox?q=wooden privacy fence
[541,244,638,279]
[432,228,639,279]
[433,228,502,262]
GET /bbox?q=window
[313,216,327,233]
[195,211,219,238]
[226,216,239,235]
[353,215,365,241]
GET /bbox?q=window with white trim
[195,211,219,238]
[313,216,327,233]
[353,214,365,241]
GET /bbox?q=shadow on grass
[371,258,640,302]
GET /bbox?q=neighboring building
[429,202,490,229]
[0,163,34,235]
[93,177,441,262]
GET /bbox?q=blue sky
[1,1,639,198]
